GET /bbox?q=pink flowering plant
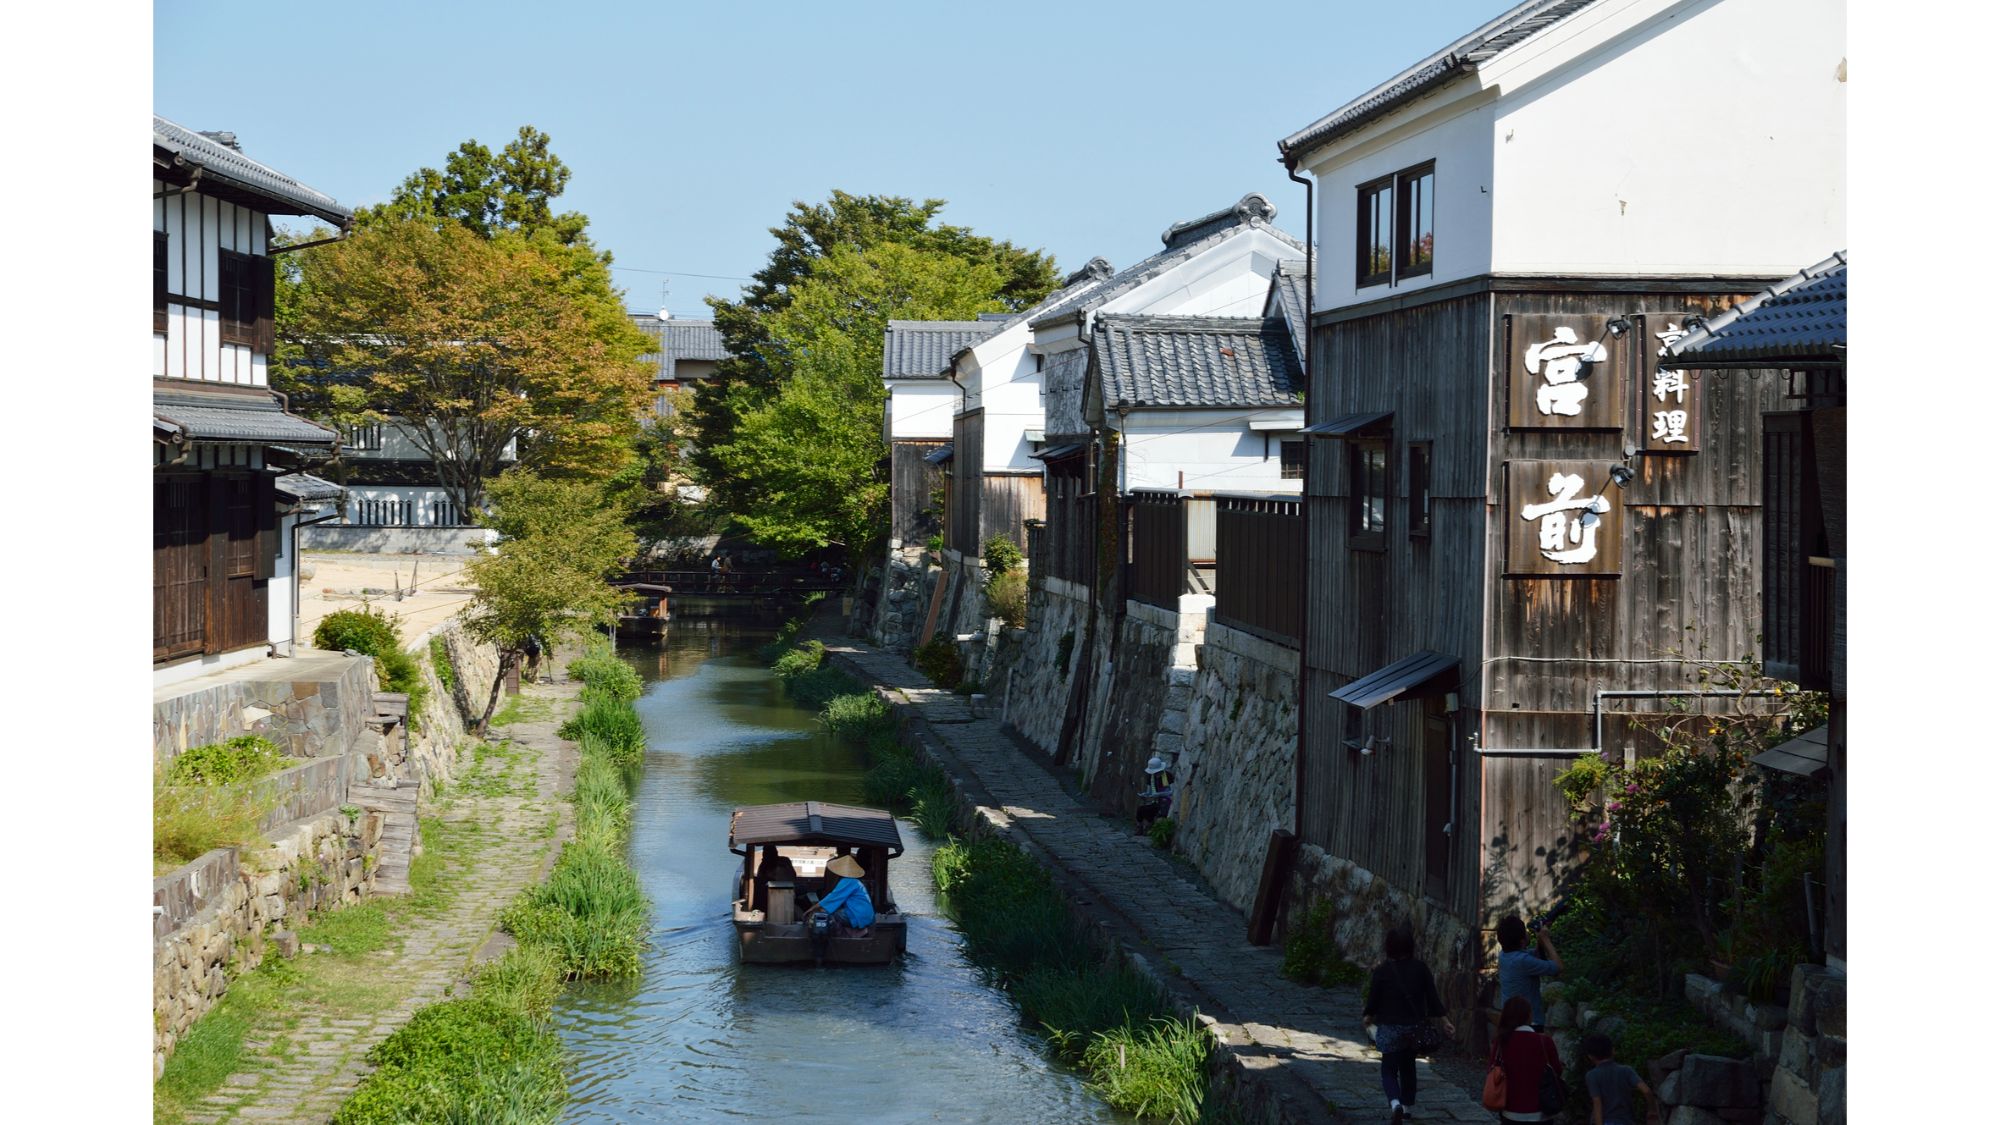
[1550,652,1825,996]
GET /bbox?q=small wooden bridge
[617,568,848,598]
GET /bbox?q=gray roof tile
[276,473,345,502]
[1030,194,1301,331]
[1091,315,1304,410]
[1278,1,1601,161]
[1267,259,1311,362]
[153,115,351,225]
[882,320,1003,379]
[154,387,340,446]
[630,315,729,381]
[1661,251,1846,369]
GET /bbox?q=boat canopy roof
[729,801,904,856]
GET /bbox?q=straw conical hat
[827,855,865,879]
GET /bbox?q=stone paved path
[824,638,1494,1125]
[180,684,578,1125]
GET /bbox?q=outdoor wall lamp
[1605,316,1635,338]
[1343,734,1390,755]
[1577,462,1637,530]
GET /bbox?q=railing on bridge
[619,569,848,596]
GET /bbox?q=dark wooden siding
[154,470,274,664]
[1046,455,1094,585]
[1214,495,1301,644]
[949,410,983,554]
[1127,490,1186,609]
[1302,282,1784,930]
[155,474,208,661]
[890,440,947,547]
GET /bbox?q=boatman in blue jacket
[806,854,875,936]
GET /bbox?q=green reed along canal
[550,602,1124,1123]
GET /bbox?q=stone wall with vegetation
[406,619,499,791]
[984,577,1090,755]
[1173,622,1298,914]
[1679,966,1845,1125]
[153,655,378,762]
[153,807,385,1079]
[866,545,931,653]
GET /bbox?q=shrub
[771,639,826,680]
[914,637,964,689]
[822,691,892,740]
[981,534,1024,576]
[986,569,1028,628]
[333,998,567,1125]
[165,735,286,786]
[154,770,282,867]
[1082,1016,1211,1123]
[314,607,428,719]
[1280,901,1367,989]
[566,643,642,703]
[1148,817,1177,850]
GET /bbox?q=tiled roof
[1278,0,1601,162]
[1091,315,1304,410]
[939,258,1120,369]
[1661,251,1846,369]
[153,115,351,225]
[1267,260,1311,362]
[630,315,729,381]
[882,320,1002,379]
[1030,194,1300,331]
[275,473,345,502]
[154,387,340,447]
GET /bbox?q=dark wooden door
[1423,698,1452,902]
[154,474,208,662]
[209,473,270,654]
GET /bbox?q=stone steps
[350,783,419,895]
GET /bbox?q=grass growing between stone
[153,746,517,1125]
[333,645,650,1125]
[934,836,1216,1123]
[1279,901,1366,989]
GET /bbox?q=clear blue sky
[156,0,1501,317]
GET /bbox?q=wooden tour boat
[729,801,907,965]
[613,583,672,640]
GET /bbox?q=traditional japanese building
[153,116,351,684]
[630,313,729,417]
[1273,0,1844,1014]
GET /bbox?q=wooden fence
[1046,462,1095,587]
[1128,490,1187,609]
[1214,493,1302,645]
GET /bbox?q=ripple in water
[551,610,1124,1123]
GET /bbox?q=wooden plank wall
[890,440,947,546]
[979,474,1044,552]
[949,411,984,554]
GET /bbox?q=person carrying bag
[1362,926,1454,1124]
[1489,996,1565,1122]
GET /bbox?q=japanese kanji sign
[1637,314,1702,453]
[1506,314,1629,430]
[1505,460,1623,577]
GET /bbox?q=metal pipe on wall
[1473,688,1789,756]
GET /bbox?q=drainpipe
[1472,688,1789,756]
[292,503,345,653]
[1284,155,1314,840]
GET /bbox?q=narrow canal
[550,602,1124,1123]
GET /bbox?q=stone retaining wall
[404,618,496,790]
[153,654,378,762]
[1681,967,1846,1125]
[987,577,1090,755]
[865,545,930,653]
[1174,622,1299,913]
[153,807,385,1079]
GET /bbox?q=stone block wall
[153,654,378,762]
[1682,967,1845,1125]
[1173,622,1299,914]
[987,577,1090,756]
[404,618,495,790]
[866,545,931,653]
[153,807,385,1079]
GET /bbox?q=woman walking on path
[1490,996,1564,1122]
[1362,926,1454,1124]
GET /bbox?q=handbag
[1537,1059,1566,1114]
[1481,1063,1509,1111]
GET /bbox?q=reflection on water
[553,604,1121,1123]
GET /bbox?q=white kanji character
[1520,471,1610,564]
[1525,326,1607,417]
[1651,410,1690,444]
[1655,321,1690,358]
[1651,369,1689,405]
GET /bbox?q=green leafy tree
[461,472,638,733]
[277,128,652,499]
[698,242,1013,554]
[688,192,1060,534]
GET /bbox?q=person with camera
[1496,914,1563,1032]
[1363,926,1454,1124]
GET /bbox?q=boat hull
[733,915,907,965]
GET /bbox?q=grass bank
[328,644,651,1125]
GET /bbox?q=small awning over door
[1750,725,1830,779]
[1029,442,1086,461]
[1329,650,1459,709]
[923,444,954,466]
[1301,411,1392,437]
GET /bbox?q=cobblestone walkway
[825,639,1492,1125]
[181,684,578,1125]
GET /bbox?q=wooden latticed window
[217,250,274,351]
[1279,438,1306,480]
[154,232,169,332]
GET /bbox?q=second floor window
[1356,161,1436,288]
[1407,442,1431,537]
[154,232,169,333]
[1279,438,1306,480]
[217,249,274,352]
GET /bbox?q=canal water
[551,603,1123,1123]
